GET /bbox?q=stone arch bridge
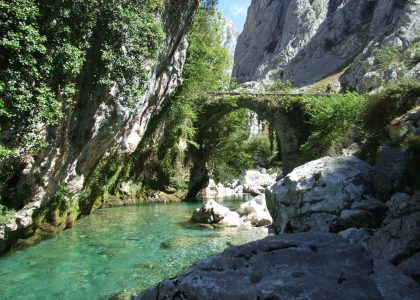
[187,92,327,198]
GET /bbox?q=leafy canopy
[0,0,164,154]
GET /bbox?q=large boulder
[136,232,420,300]
[265,156,383,234]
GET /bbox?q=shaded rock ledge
[135,232,420,300]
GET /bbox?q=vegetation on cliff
[301,80,420,165]
[0,0,164,155]
[154,2,276,186]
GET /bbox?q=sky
[217,0,252,31]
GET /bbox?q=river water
[0,196,267,299]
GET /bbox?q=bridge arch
[186,93,314,198]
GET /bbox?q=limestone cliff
[0,0,199,255]
[233,0,420,92]
[220,16,239,60]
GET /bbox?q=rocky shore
[136,232,420,300]
[135,151,420,299]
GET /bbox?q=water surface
[0,196,267,299]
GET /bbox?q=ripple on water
[0,197,267,299]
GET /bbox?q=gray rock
[238,195,272,227]
[372,257,420,300]
[219,16,239,61]
[338,209,374,229]
[265,156,376,234]
[371,146,410,196]
[398,252,420,284]
[339,227,373,249]
[367,211,420,264]
[239,170,275,187]
[233,0,419,91]
[136,232,420,300]
[386,192,420,218]
[192,200,233,224]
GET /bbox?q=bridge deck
[208,92,330,97]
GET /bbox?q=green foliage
[207,109,276,183]
[0,145,15,159]
[212,132,277,183]
[361,80,420,163]
[0,0,61,149]
[79,158,132,214]
[364,80,420,135]
[158,4,231,184]
[0,0,164,152]
[264,80,292,93]
[162,6,230,149]
[301,93,366,160]
[0,204,15,224]
[371,42,420,75]
[88,159,129,196]
[51,184,68,203]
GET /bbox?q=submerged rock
[160,236,201,250]
[135,232,420,299]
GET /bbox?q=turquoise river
[0,196,268,299]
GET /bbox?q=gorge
[0,0,419,299]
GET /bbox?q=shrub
[0,0,165,152]
[265,80,292,93]
[364,80,420,135]
[360,80,420,163]
[0,204,15,225]
[210,113,277,183]
[301,93,366,160]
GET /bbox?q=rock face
[265,156,382,234]
[220,16,239,60]
[136,232,420,300]
[367,192,420,264]
[233,0,420,92]
[266,154,420,284]
[0,1,199,255]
